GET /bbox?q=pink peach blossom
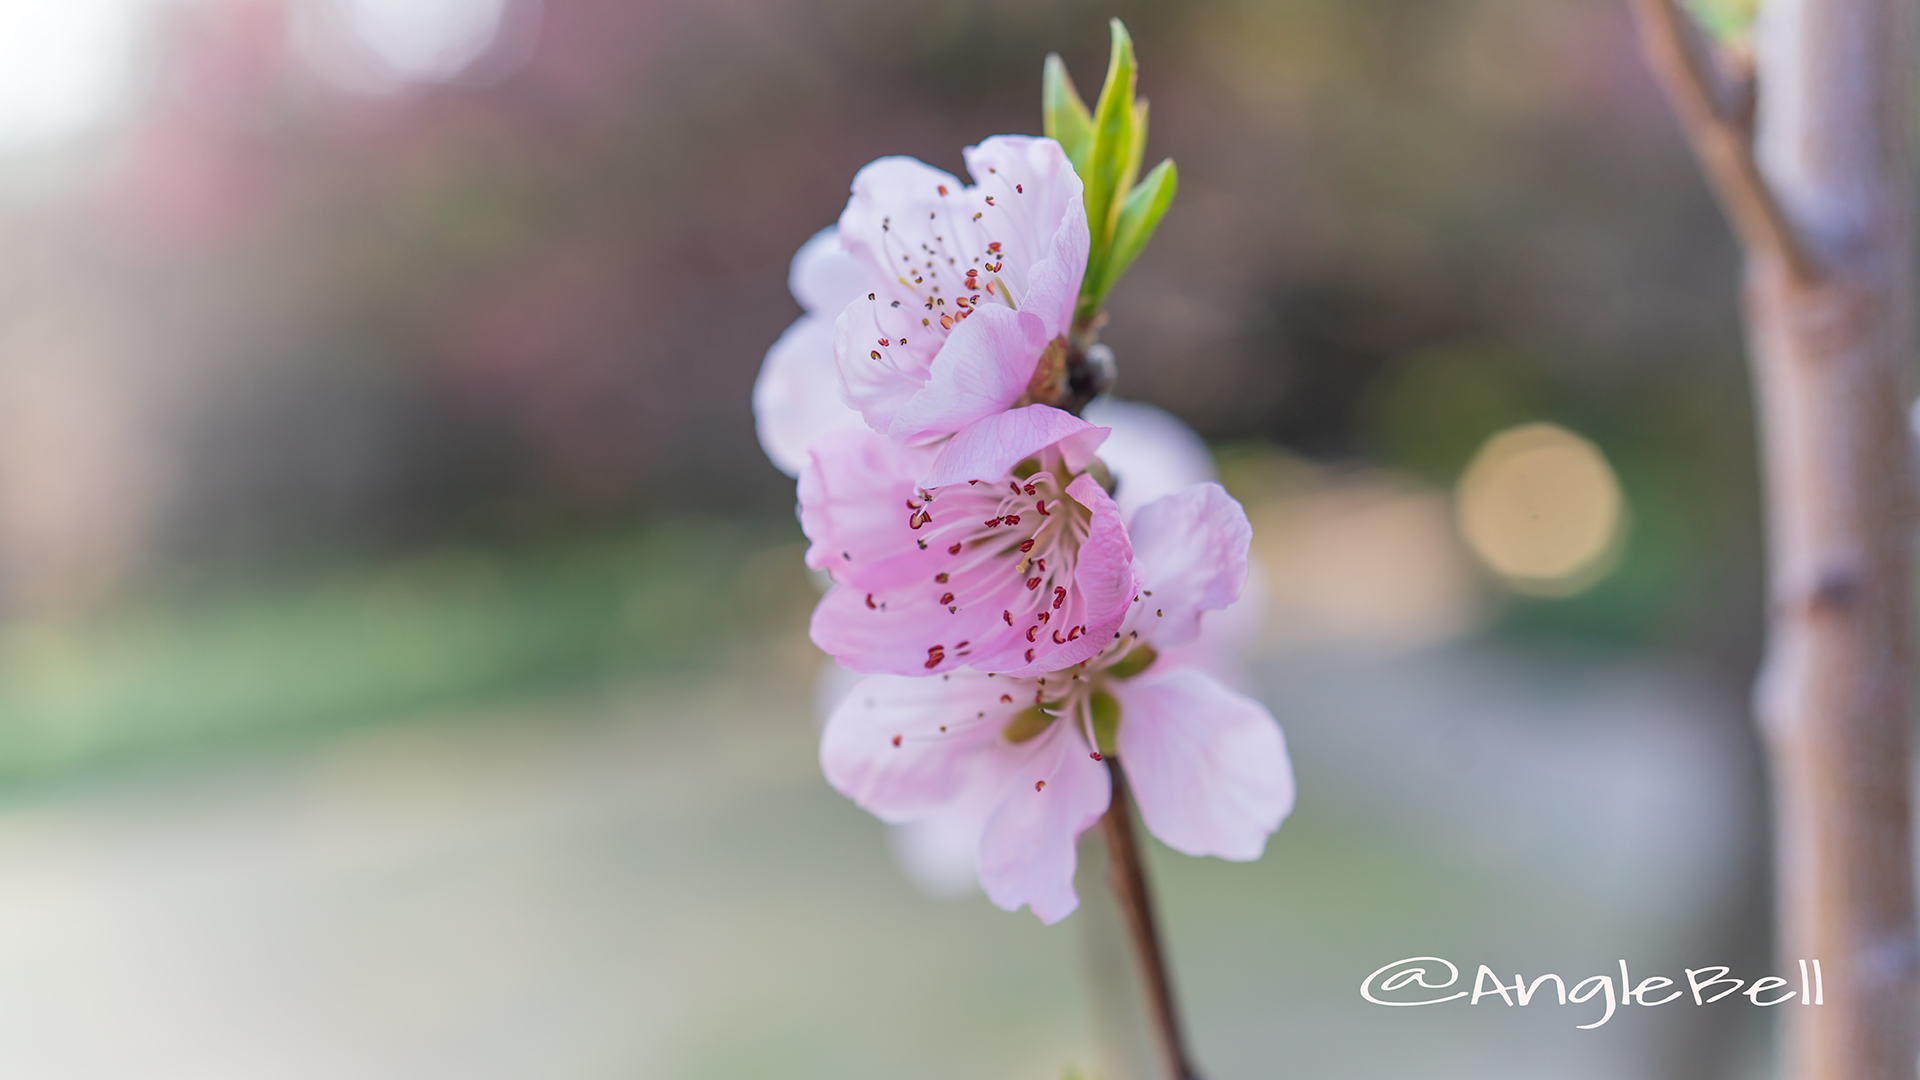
[800,405,1137,679]
[820,482,1294,922]
[832,136,1089,446]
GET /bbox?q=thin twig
[1626,0,1819,285]
[1101,761,1200,1080]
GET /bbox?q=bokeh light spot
[1455,422,1627,597]
[0,0,147,152]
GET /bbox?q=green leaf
[1078,18,1138,321]
[1118,97,1148,214]
[1042,53,1094,176]
[1092,158,1177,304]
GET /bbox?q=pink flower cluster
[754,136,1294,923]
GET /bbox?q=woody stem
[1101,759,1201,1080]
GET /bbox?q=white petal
[789,227,868,316]
[1113,668,1294,861]
[820,672,1018,824]
[1082,398,1216,523]
[1128,482,1253,650]
[753,312,866,476]
[976,723,1112,923]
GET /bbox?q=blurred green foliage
[0,519,810,780]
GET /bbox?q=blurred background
[0,0,1781,1076]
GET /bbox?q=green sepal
[1043,53,1094,176]
[1105,642,1158,680]
[1089,158,1177,304]
[1684,0,1758,43]
[1089,690,1120,758]
[1003,705,1052,744]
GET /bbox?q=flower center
[862,172,1039,377]
[902,450,1099,665]
[998,636,1159,761]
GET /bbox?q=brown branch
[1100,761,1200,1080]
[1627,0,1819,285]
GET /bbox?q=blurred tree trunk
[1631,0,1918,1076]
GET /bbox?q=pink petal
[1128,482,1253,651]
[1112,668,1294,861]
[788,227,868,316]
[754,311,866,477]
[837,156,966,289]
[810,581,1025,676]
[833,299,929,436]
[886,306,1048,445]
[976,723,1112,923]
[962,136,1087,340]
[919,404,1108,489]
[797,427,937,575]
[821,672,1018,824]
[1081,399,1217,523]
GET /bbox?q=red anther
[1035,780,1046,791]
[865,593,877,610]
[1037,611,1049,624]
[1035,689,1045,703]
[1067,626,1081,641]
[985,282,995,295]
[939,592,955,605]
[1027,577,1042,590]
[954,641,969,649]
[1002,609,1013,625]
[891,735,902,747]
[1035,558,1046,572]
[1026,626,1039,642]
[1010,481,1021,494]
[909,513,926,530]
[1019,539,1035,553]
[1053,587,1068,609]
[985,195,995,206]
[1035,500,1050,516]
[940,315,954,330]
[1006,514,1021,525]
[934,572,949,583]
[987,242,1002,252]
[948,543,963,555]
[906,498,921,510]
[878,338,891,346]
[1052,630,1065,644]
[870,350,882,360]
[1016,184,1024,193]
[985,517,1002,527]
[927,644,944,655]
[937,184,949,195]
[1090,752,1103,761]
[954,297,970,309]
[1023,484,1036,495]
[1025,648,1035,662]
[924,656,942,669]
